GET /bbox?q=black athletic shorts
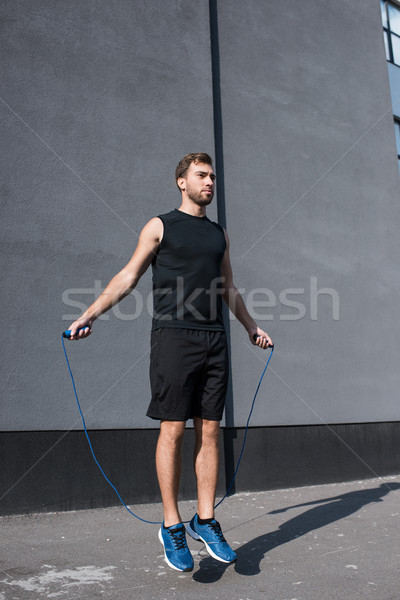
[146,328,229,422]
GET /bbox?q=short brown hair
[175,153,213,189]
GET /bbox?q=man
[68,152,273,572]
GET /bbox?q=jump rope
[61,327,274,525]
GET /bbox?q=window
[381,1,400,66]
[395,119,400,174]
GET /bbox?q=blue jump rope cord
[61,334,273,525]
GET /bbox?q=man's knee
[159,420,186,445]
[194,418,220,444]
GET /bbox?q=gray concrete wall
[1,0,215,430]
[2,0,400,431]
[217,0,400,426]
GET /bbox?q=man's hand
[249,327,273,349]
[67,316,94,340]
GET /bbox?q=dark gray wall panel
[1,0,215,430]
[2,423,399,516]
[216,0,400,426]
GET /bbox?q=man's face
[181,162,215,206]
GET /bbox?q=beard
[186,184,214,206]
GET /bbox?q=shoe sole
[186,523,236,564]
[158,528,193,572]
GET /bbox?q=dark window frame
[382,1,400,67]
[395,118,400,162]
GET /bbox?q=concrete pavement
[1,475,400,600]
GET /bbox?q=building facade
[1,0,400,515]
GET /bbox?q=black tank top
[151,209,226,331]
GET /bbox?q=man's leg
[156,419,186,527]
[156,420,194,572]
[187,416,237,564]
[193,417,220,518]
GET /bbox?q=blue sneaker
[158,523,194,572]
[186,514,237,564]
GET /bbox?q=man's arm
[220,230,273,349]
[67,217,163,340]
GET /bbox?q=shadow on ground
[192,481,400,583]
